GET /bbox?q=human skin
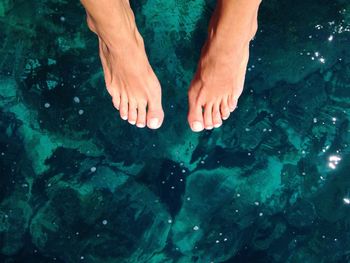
[188,0,261,131]
[81,0,164,129]
[80,0,261,131]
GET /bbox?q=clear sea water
[0,0,350,262]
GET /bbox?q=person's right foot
[85,0,164,129]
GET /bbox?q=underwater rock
[172,157,283,261]
[0,0,14,17]
[30,164,171,262]
[0,77,103,174]
[312,161,350,223]
[252,0,349,89]
[0,199,32,255]
[219,94,271,151]
[171,167,245,261]
[252,221,287,251]
[325,63,350,105]
[286,247,320,263]
[270,74,328,135]
[286,199,316,228]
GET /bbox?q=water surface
[0,0,350,262]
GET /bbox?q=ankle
[84,0,137,36]
[85,6,144,52]
[204,16,257,61]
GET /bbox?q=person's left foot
[187,7,258,132]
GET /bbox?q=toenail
[136,123,146,128]
[148,118,160,129]
[121,115,128,120]
[191,121,204,132]
[129,120,136,125]
[214,123,222,128]
[206,126,213,130]
[222,115,229,120]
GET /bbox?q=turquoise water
[0,0,350,262]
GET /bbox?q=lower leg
[188,0,261,132]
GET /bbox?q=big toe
[188,102,204,132]
[146,102,164,129]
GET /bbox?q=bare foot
[84,0,164,129]
[187,0,260,132]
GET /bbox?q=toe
[136,102,146,128]
[188,100,204,132]
[220,97,231,120]
[119,95,128,121]
[204,103,214,130]
[128,101,137,125]
[228,95,238,112]
[112,93,121,110]
[212,102,222,128]
[146,101,164,129]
